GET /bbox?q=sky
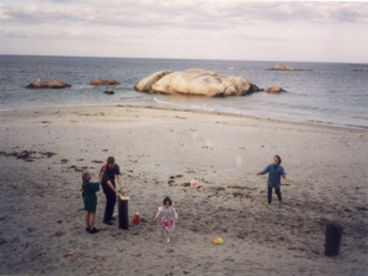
[0,0,367,63]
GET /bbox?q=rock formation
[104,88,115,95]
[90,80,120,86]
[134,68,261,97]
[270,64,312,71]
[26,80,71,89]
[266,86,286,94]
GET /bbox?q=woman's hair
[163,197,172,206]
[82,171,90,181]
[275,155,282,165]
[107,156,115,164]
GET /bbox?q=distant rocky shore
[269,64,312,71]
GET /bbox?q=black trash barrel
[324,223,343,256]
[118,196,129,230]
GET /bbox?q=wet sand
[0,104,367,275]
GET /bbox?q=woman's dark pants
[268,186,282,203]
[102,183,116,221]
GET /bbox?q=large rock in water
[134,70,173,92]
[134,68,261,97]
[271,64,312,71]
[26,80,71,89]
[90,80,120,86]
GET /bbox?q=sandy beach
[0,103,367,276]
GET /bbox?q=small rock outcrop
[134,68,261,97]
[90,80,120,86]
[270,64,312,71]
[104,88,115,95]
[266,86,286,94]
[26,80,71,89]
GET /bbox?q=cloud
[0,1,367,62]
[2,1,368,28]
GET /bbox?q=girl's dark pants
[268,186,282,203]
[102,183,116,221]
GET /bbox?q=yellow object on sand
[214,236,224,245]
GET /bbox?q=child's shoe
[89,228,99,234]
[86,227,90,232]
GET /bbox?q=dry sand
[0,104,367,275]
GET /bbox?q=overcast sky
[0,0,367,62]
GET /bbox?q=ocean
[1,55,367,129]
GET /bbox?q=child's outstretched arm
[257,165,270,176]
[153,207,162,224]
[172,207,178,223]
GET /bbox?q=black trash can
[324,223,343,256]
[118,196,129,230]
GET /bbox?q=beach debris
[134,68,262,97]
[69,165,84,172]
[132,212,140,225]
[269,64,312,71]
[266,86,287,94]
[26,80,71,89]
[0,150,56,162]
[90,79,120,86]
[91,160,104,163]
[168,181,175,187]
[214,236,224,245]
[63,252,73,258]
[0,238,8,246]
[190,179,198,188]
[181,182,190,187]
[53,231,65,237]
[40,151,57,158]
[60,159,68,164]
[166,248,175,253]
[27,227,36,233]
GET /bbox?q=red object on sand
[63,253,70,258]
[133,213,140,224]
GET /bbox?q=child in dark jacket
[82,171,100,234]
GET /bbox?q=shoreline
[1,102,368,133]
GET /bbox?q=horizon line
[0,53,367,65]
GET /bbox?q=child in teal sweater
[82,171,100,234]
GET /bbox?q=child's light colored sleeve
[172,207,178,219]
[155,207,163,219]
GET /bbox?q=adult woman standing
[257,155,287,205]
[99,156,125,225]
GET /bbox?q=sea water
[0,55,367,129]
